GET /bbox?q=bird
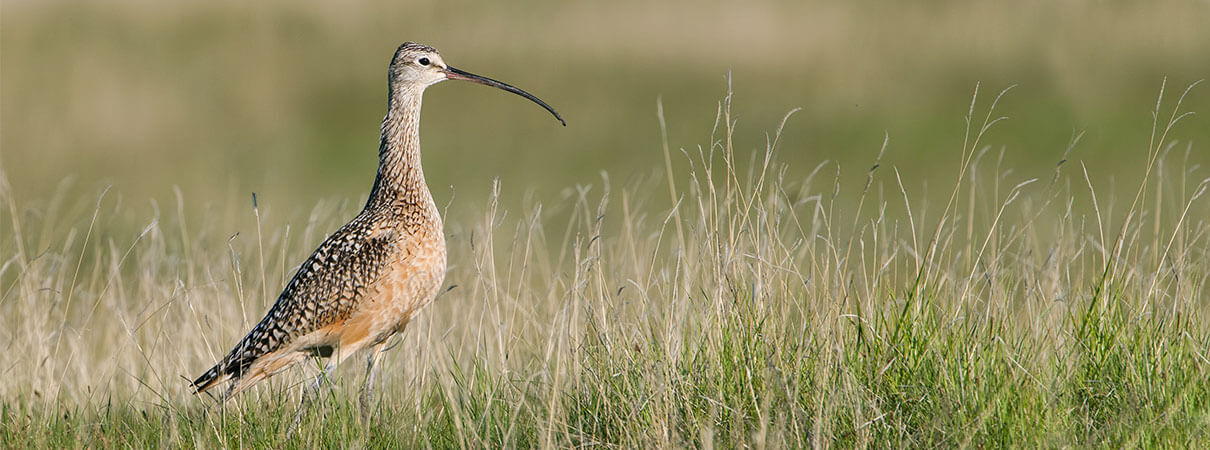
[191,42,564,413]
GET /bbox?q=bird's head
[388,43,448,87]
[388,42,565,125]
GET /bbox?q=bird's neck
[366,88,438,222]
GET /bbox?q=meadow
[3,83,1209,447]
[2,0,1210,448]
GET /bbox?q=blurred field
[3,0,1208,222]
[3,0,1210,447]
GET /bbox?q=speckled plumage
[192,43,450,397]
[192,42,562,399]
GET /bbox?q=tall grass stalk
[1,86,1208,447]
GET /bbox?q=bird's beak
[443,66,565,126]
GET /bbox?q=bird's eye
[418,57,430,66]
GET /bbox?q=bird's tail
[192,308,297,397]
[192,338,257,396]
[192,325,289,397]
[192,362,232,395]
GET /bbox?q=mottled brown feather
[193,42,449,396]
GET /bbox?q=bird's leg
[287,362,335,438]
[359,342,387,425]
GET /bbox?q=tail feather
[192,363,232,395]
[193,340,257,396]
[193,349,301,399]
[192,321,281,396]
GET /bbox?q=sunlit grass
[2,85,1208,447]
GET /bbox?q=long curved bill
[444,66,566,126]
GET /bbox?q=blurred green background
[3,0,1208,225]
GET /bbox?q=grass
[1,83,1209,448]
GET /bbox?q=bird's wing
[193,217,399,392]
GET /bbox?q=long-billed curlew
[192,42,563,413]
